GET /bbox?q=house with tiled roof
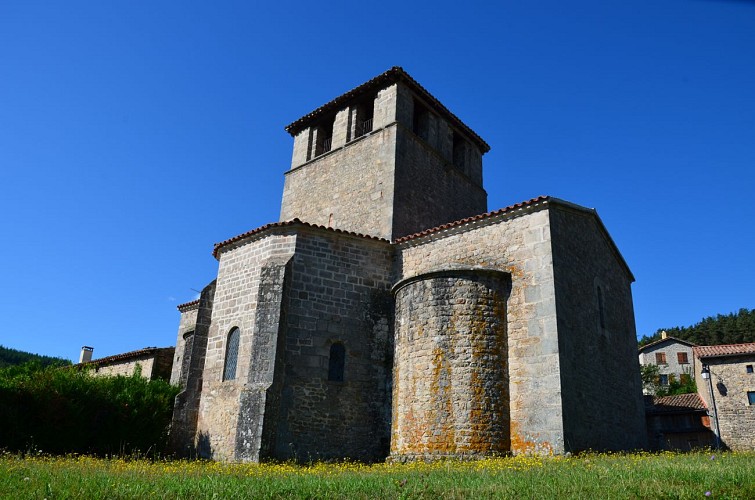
[644,393,714,451]
[168,67,647,462]
[693,342,755,450]
[638,331,697,394]
[75,346,174,381]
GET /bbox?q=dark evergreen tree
[638,308,755,347]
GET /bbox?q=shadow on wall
[716,382,728,397]
[197,431,213,459]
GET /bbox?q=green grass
[1,451,754,499]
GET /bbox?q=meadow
[2,451,754,499]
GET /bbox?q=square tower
[280,67,490,240]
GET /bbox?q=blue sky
[1,1,753,362]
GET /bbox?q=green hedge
[0,362,178,456]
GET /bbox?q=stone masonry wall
[169,280,216,456]
[280,108,398,240]
[396,204,564,455]
[171,307,198,386]
[548,205,647,452]
[94,357,156,378]
[697,355,755,451]
[391,84,486,239]
[392,126,487,239]
[196,232,297,461]
[639,340,697,387]
[275,228,394,462]
[392,270,511,459]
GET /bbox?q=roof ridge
[284,66,490,153]
[393,196,550,244]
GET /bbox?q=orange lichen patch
[509,421,553,455]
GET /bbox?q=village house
[638,332,696,392]
[694,342,755,451]
[75,346,174,381]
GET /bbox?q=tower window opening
[353,96,375,140]
[313,118,334,157]
[328,342,345,382]
[412,98,430,142]
[452,130,467,174]
[597,286,606,331]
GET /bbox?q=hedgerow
[0,362,178,456]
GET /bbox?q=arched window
[223,327,240,381]
[328,342,345,382]
[597,286,606,331]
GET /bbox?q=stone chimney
[79,346,94,363]
[660,331,668,340]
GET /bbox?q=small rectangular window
[748,391,755,405]
[677,352,689,364]
[659,374,669,386]
[655,352,667,365]
[747,365,754,374]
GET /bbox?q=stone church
[169,67,647,462]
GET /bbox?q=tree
[638,308,755,347]
[640,363,660,395]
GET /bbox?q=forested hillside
[638,308,755,347]
[0,345,71,368]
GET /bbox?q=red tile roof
[393,195,634,282]
[212,218,389,259]
[284,66,490,154]
[648,393,708,413]
[393,196,549,244]
[76,347,174,368]
[638,336,697,353]
[177,300,200,312]
[693,343,755,359]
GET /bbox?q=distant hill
[0,345,71,368]
[638,308,755,347]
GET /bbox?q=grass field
[2,451,754,499]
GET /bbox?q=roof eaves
[393,196,550,245]
[177,300,200,312]
[212,219,390,259]
[638,336,697,352]
[284,66,490,153]
[77,347,175,368]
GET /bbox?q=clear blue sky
[1,1,753,362]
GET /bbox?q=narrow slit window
[412,98,430,141]
[223,327,240,381]
[328,342,345,382]
[597,286,606,330]
[452,130,467,173]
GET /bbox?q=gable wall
[396,206,564,455]
[548,205,646,452]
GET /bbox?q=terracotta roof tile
[177,300,200,312]
[638,336,697,353]
[76,347,174,368]
[284,66,490,153]
[693,343,755,359]
[393,196,550,244]
[649,393,708,413]
[212,218,389,259]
